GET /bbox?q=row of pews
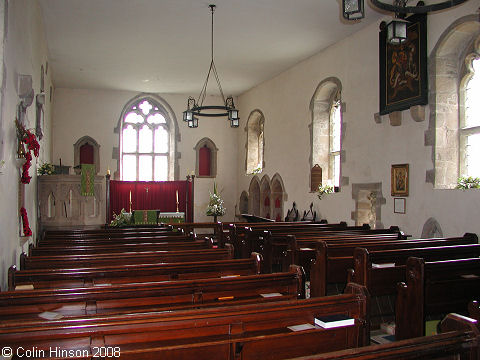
[0,222,479,359]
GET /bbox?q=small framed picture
[394,198,406,214]
[391,164,409,196]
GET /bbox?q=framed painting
[379,13,427,115]
[391,164,409,197]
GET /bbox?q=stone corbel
[410,105,426,122]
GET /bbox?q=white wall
[52,89,239,223]
[236,1,480,238]
[0,0,53,289]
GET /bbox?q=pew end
[250,251,263,274]
[439,313,480,336]
[289,264,306,299]
[469,300,480,322]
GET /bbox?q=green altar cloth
[81,164,95,196]
[158,212,185,224]
[133,210,159,225]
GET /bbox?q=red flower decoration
[16,120,40,184]
[20,207,32,237]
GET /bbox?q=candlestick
[176,190,179,213]
[129,190,132,213]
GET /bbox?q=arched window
[430,20,479,188]
[460,56,480,178]
[246,110,265,174]
[310,78,343,191]
[119,97,176,181]
[194,138,218,178]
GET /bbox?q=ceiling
[38,0,385,96]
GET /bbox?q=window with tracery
[120,99,170,181]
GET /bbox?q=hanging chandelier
[183,4,239,129]
[342,0,470,44]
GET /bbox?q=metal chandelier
[183,4,239,129]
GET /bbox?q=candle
[107,168,111,175]
[176,190,178,203]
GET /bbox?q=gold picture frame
[391,164,409,197]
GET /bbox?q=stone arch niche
[74,136,100,175]
[248,176,261,216]
[421,218,444,238]
[245,110,265,174]
[271,173,287,222]
[425,15,480,188]
[194,137,218,178]
[351,183,386,229]
[309,77,346,187]
[260,175,271,219]
[239,191,249,214]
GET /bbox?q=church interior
[0,0,480,357]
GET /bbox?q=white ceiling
[38,0,385,96]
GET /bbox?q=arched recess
[421,218,443,238]
[194,137,218,178]
[271,173,287,222]
[426,15,480,188]
[239,191,249,214]
[309,77,346,189]
[114,93,180,180]
[245,110,265,174]
[260,175,271,219]
[74,136,100,174]
[351,182,386,229]
[248,176,261,216]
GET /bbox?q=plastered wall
[236,1,480,238]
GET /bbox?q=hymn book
[314,314,354,329]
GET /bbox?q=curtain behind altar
[109,180,193,222]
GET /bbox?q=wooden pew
[41,226,182,240]
[37,232,190,246]
[349,243,480,297]
[0,265,305,323]
[396,257,480,340]
[468,300,480,323]
[310,234,479,297]
[0,284,369,360]
[285,313,480,360]
[9,253,263,290]
[20,245,234,270]
[29,238,213,256]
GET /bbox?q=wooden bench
[285,313,480,360]
[20,246,234,270]
[0,265,305,323]
[9,253,263,290]
[0,284,368,360]
[29,238,213,256]
[310,234,479,297]
[396,256,480,340]
[37,233,194,247]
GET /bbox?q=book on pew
[314,314,354,329]
[288,323,316,332]
[372,263,395,268]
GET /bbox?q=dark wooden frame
[391,164,409,196]
[379,13,427,115]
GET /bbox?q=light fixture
[342,0,469,43]
[183,4,239,128]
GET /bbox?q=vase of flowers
[316,183,334,200]
[206,182,226,222]
[37,162,56,175]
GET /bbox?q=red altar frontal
[106,176,194,223]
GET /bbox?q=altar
[106,177,194,224]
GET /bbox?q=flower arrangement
[16,119,40,184]
[20,207,32,236]
[456,176,480,190]
[317,183,334,200]
[38,162,55,175]
[0,160,4,175]
[109,208,132,227]
[206,182,226,217]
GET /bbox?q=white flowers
[206,183,226,216]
